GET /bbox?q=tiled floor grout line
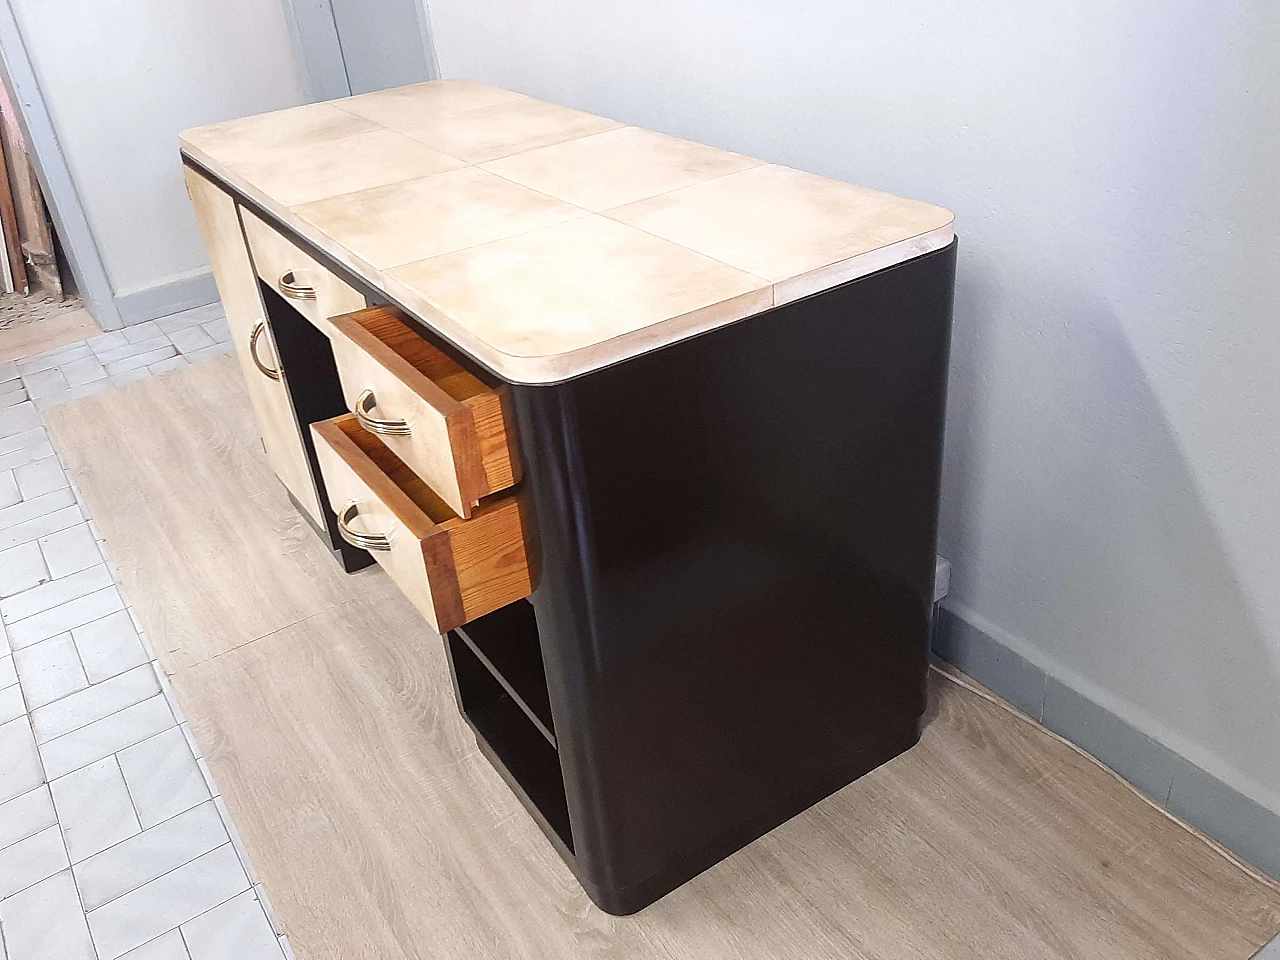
[84,840,238,916]
[65,874,98,960]
[113,753,146,854]
[118,890,243,960]
[0,780,215,864]
[66,627,94,700]
[0,817,67,904]
[17,648,131,714]
[30,672,168,748]
[1,304,292,960]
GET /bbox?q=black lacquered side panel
[511,242,957,913]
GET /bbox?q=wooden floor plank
[45,356,371,669]
[0,305,98,362]
[46,356,1280,959]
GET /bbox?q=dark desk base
[582,724,921,915]
[188,156,957,912]
[447,241,958,913]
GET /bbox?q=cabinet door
[183,165,324,524]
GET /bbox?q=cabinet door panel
[183,165,323,523]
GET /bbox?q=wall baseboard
[114,269,218,327]
[933,603,1280,882]
[1252,932,1280,959]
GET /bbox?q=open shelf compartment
[446,609,573,855]
[453,599,555,746]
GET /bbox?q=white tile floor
[0,305,292,960]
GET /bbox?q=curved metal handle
[354,388,412,436]
[248,320,280,381]
[336,500,393,552]
[278,270,317,302]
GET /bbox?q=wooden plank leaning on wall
[0,74,62,298]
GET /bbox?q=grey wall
[282,0,436,102]
[279,0,351,102]
[331,0,435,95]
[4,0,433,330]
[424,0,1280,846]
[7,0,307,325]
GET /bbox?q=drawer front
[240,208,366,337]
[328,306,520,519]
[312,414,532,633]
[183,167,324,524]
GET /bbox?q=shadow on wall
[938,256,1280,814]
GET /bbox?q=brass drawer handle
[248,320,280,381]
[336,500,393,552]
[278,270,317,301]
[355,388,412,436]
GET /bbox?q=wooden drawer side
[312,415,532,633]
[329,305,521,518]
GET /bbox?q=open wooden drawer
[312,414,533,633]
[240,207,366,337]
[327,305,520,518]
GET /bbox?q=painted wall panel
[331,0,433,95]
[9,0,306,305]
[425,0,1280,819]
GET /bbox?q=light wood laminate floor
[47,356,1280,960]
[0,304,99,363]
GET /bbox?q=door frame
[280,0,438,100]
